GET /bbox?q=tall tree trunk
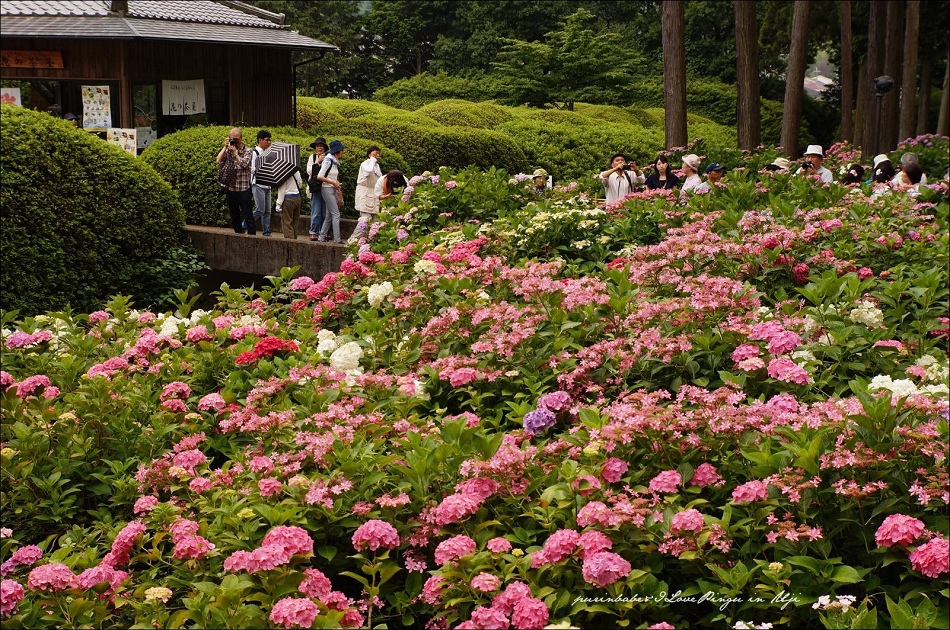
[780,0,810,158]
[898,1,920,142]
[662,0,688,149]
[880,1,904,152]
[839,0,854,143]
[860,0,887,161]
[854,58,866,146]
[734,1,761,149]
[938,62,950,136]
[916,57,932,135]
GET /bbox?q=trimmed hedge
[371,71,503,110]
[0,105,202,316]
[312,118,529,175]
[415,99,514,129]
[141,126,410,224]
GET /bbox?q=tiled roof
[0,1,336,50]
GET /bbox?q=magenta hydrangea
[908,537,949,578]
[601,457,629,483]
[270,597,319,629]
[352,520,400,552]
[875,514,926,548]
[670,509,705,534]
[27,563,78,592]
[510,597,550,630]
[648,470,682,494]
[732,480,769,503]
[581,551,632,587]
[434,535,477,565]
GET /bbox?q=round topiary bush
[315,119,528,176]
[0,104,202,316]
[416,99,513,129]
[295,98,346,133]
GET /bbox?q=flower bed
[2,139,948,629]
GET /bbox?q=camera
[229,138,238,146]
[802,161,813,169]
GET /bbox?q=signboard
[108,128,137,156]
[0,87,21,106]
[0,50,64,69]
[161,80,206,115]
[136,126,157,150]
[81,85,112,131]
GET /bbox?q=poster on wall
[161,80,206,115]
[0,87,21,106]
[107,128,137,156]
[136,126,157,150]
[81,85,111,131]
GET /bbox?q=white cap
[873,154,891,169]
[803,144,824,157]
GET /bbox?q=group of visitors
[215,128,406,244]
[594,142,931,205]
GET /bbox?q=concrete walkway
[185,216,357,279]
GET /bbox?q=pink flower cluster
[875,514,926,548]
[102,520,146,567]
[352,520,400,552]
[457,582,549,630]
[581,551,632,587]
[0,545,42,577]
[4,330,53,349]
[732,480,769,503]
[909,537,949,578]
[1,579,25,617]
[26,563,77,592]
[690,463,724,488]
[530,529,579,568]
[648,470,682,494]
[224,526,313,573]
[169,519,215,560]
[601,458,629,483]
[270,597,319,629]
[670,509,705,534]
[434,535,476,566]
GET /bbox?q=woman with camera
[597,153,645,204]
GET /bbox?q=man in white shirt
[596,153,645,204]
[250,129,273,236]
[797,145,833,183]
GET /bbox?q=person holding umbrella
[316,140,345,244]
[306,137,328,241]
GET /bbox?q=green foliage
[415,99,514,129]
[492,8,642,111]
[371,71,504,110]
[0,105,203,316]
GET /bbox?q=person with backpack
[596,153,645,204]
[306,137,328,241]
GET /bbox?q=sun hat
[705,163,724,174]
[681,154,701,170]
[803,144,824,157]
[873,153,891,169]
[309,136,328,150]
[533,168,548,178]
[328,140,345,154]
[770,157,791,170]
[64,112,79,121]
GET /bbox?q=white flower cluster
[812,595,857,613]
[733,622,773,630]
[367,281,394,308]
[517,199,606,245]
[916,355,950,383]
[869,375,949,399]
[316,329,339,354]
[156,309,210,337]
[848,300,885,328]
[329,341,363,373]
[414,259,438,275]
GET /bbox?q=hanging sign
[1,87,21,106]
[108,128,138,156]
[161,80,206,115]
[0,50,64,69]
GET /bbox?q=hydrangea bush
[2,138,948,629]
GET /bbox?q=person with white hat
[678,153,703,199]
[796,145,833,183]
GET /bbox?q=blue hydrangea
[523,408,556,435]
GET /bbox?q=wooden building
[0,0,335,145]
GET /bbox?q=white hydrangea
[571,240,591,249]
[367,281,394,308]
[187,309,209,325]
[802,315,821,338]
[848,300,884,328]
[791,349,816,363]
[158,315,184,337]
[329,341,363,372]
[916,355,950,383]
[869,375,919,399]
[414,259,438,275]
[317,329,339,354]
[236,314,264,328]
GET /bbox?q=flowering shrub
[1,142,948,629]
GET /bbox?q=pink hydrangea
[576,501,621,528]
[470,606,509,628]
[432,493,480,526]
[601,457,628,483]
[648,470,682,494]
[172,536,215,560]
[340,609,364,627]
[648,623,676,630]
[88,310,110,323]
[492,581,533,616]
[511,597,549,630]
[486,537,512,553]
[104,520,146,567]
[530,529,580,568]
[270,597,319,629]
[1,579,25,617]
[197,393,226,412]
[690,463,723,488]
[172,449,208,475]
[419,575,446,605]
[670,509,705,534]
[0,545,42,576]
[258,478,283,497]
[352,520,400,552]
[875,514,927,548]
[133,495,159,515]
[577,531,613,560]
[909,537,949,578]
[27,563,78,592]
[262,526,314,557]
[185,326,211,343]
[732,480,769,503]
[537,390,572,412]
[299,568,332,600]
[434,535,476,565]
[189,478,212,493]
[581,551,631,587]
[766,357,811,385]
[77,564,127,591]
[471,572,502,592]
[731,344,760,362]
[767,330,802,355]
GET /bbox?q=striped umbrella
[254,142,300,187]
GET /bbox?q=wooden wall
[1,38,294,127]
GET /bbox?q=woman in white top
[679,154,703,200]
[316,140,345,244]
[596,153,645,204]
